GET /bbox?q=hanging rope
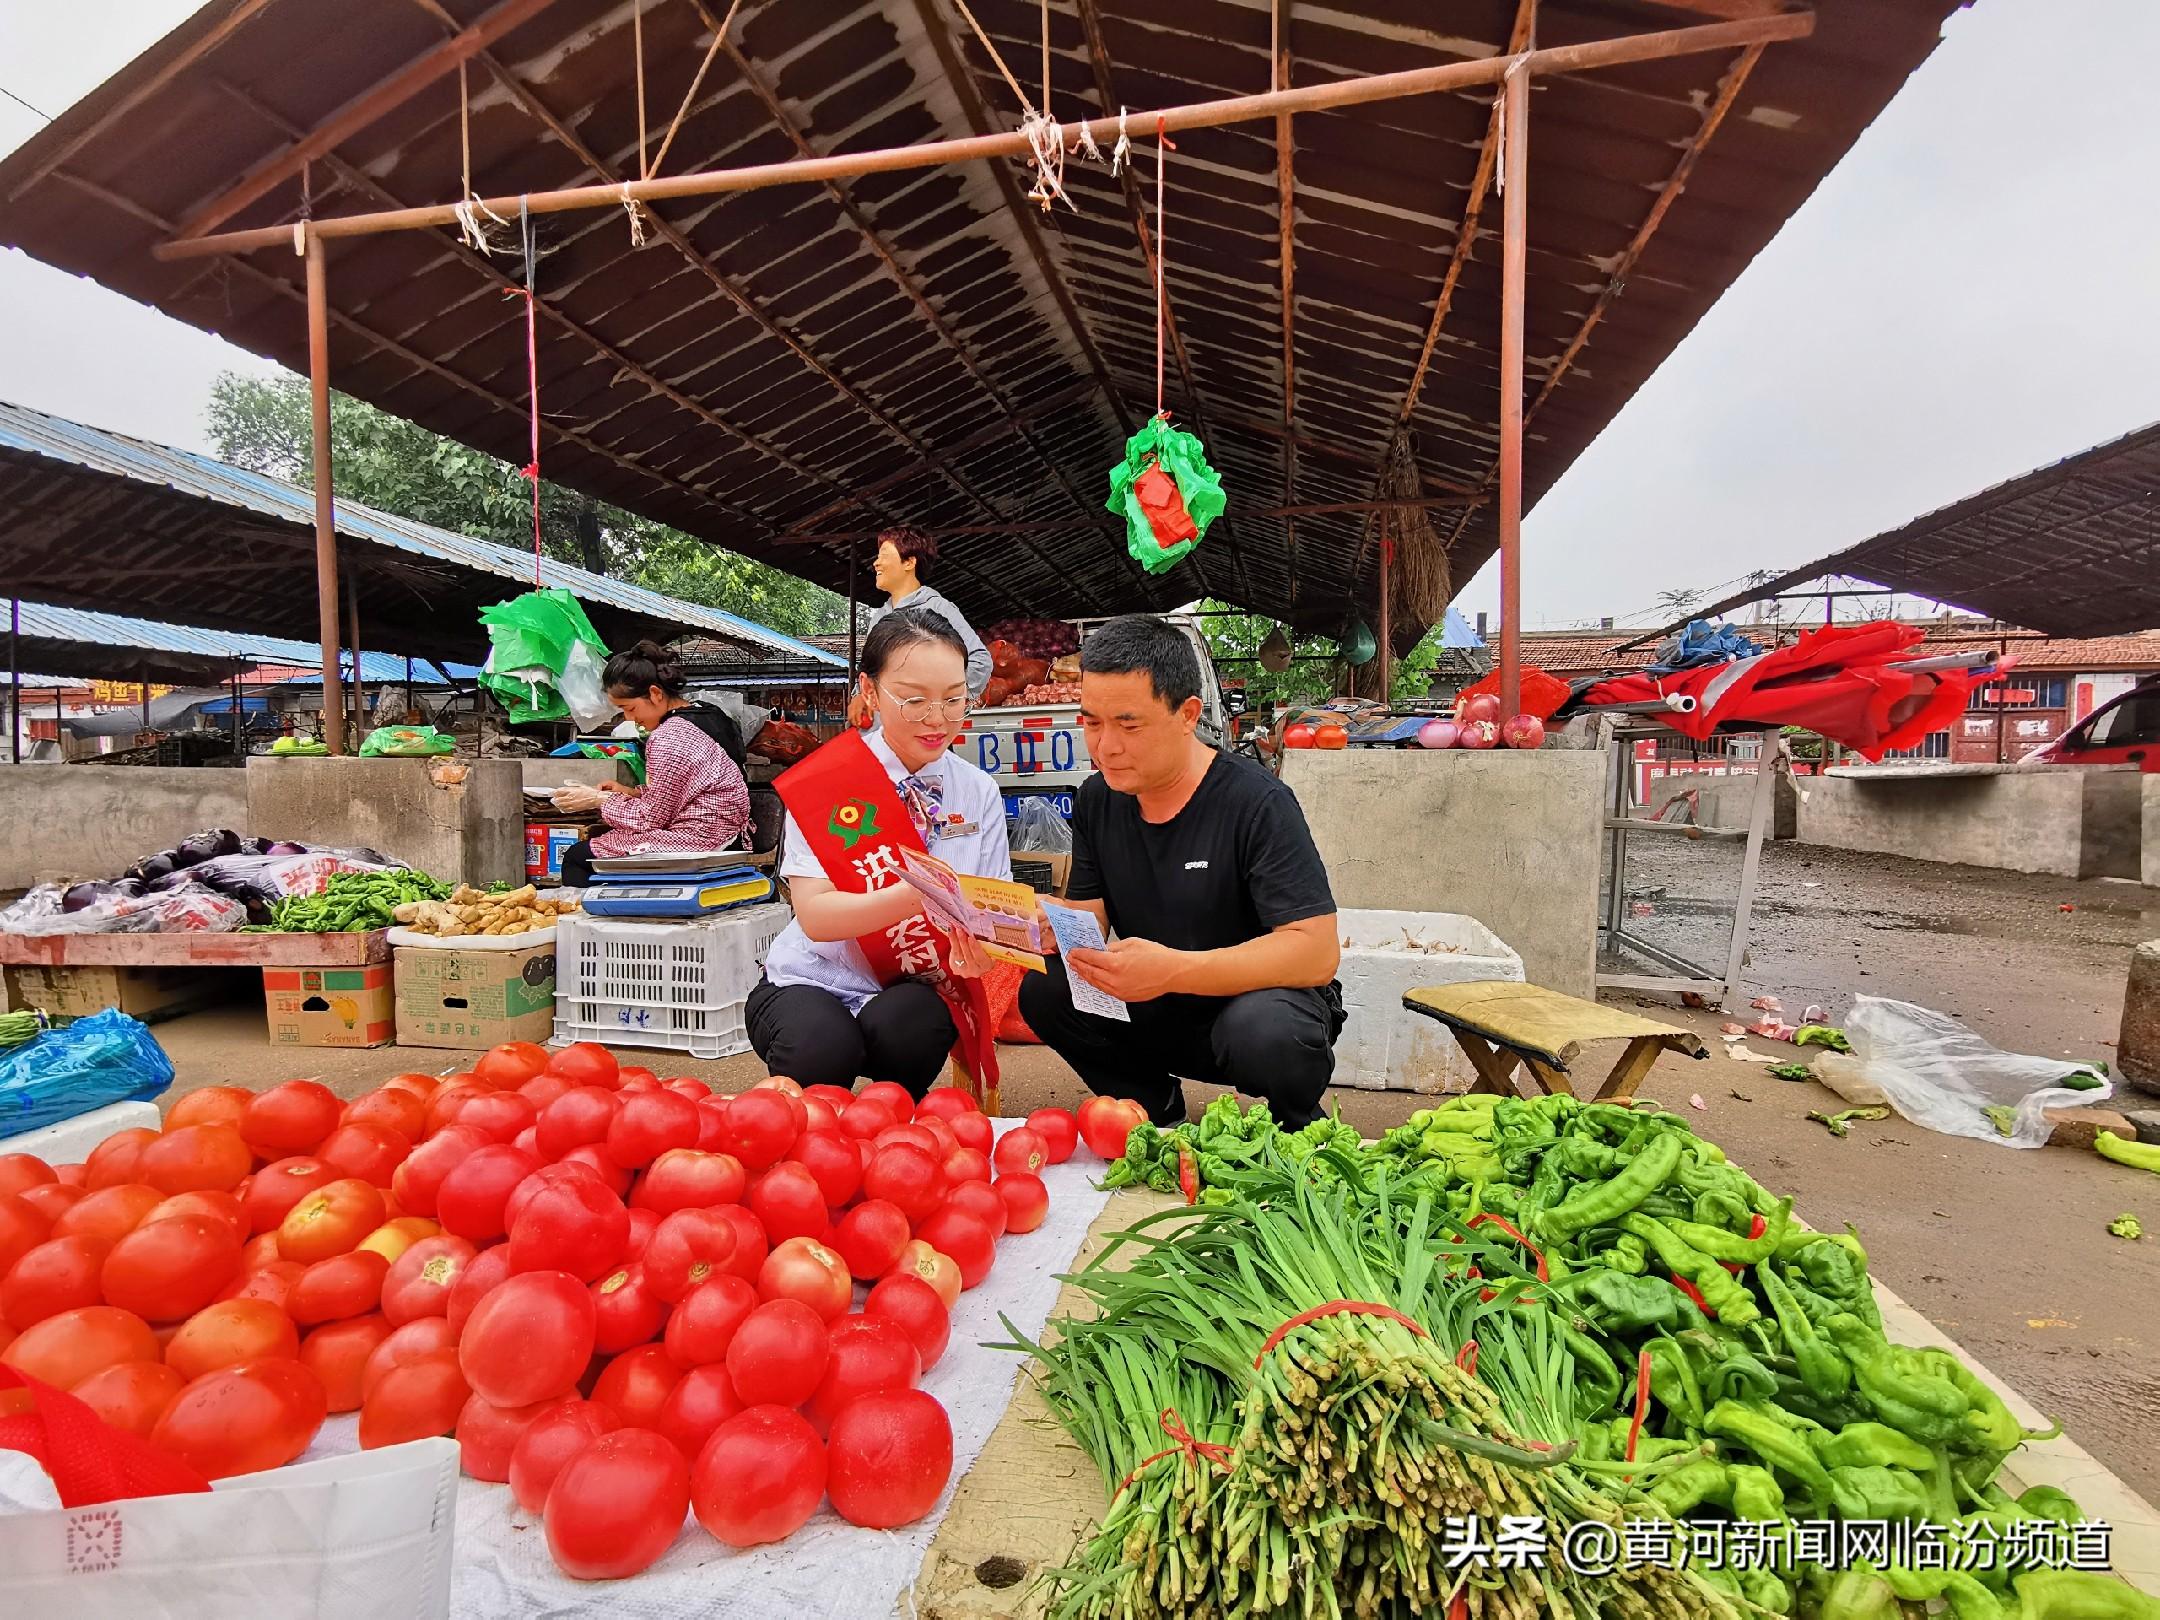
[949,0,1036,116]
[505,197,543,586]
[623,0,653,244]
[1154,116,1175,420]
[1110,105,1130,175]
[647,0,746,181]
[454,58,507,253]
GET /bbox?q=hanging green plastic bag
[1105,417,1226,575]
[479,589,611,727]
[359,725,457,758]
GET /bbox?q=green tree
[1196,602,1447,707]
[205,373,843,639]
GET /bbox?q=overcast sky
[4,1,2157,630]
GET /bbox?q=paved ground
[140,839,2160,1501]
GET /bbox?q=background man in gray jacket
[868,527,991,700]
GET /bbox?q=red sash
[776,731,1000,1110]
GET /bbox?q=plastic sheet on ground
[1817,995,2113,1148]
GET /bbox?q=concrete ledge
[1798,764,2143,878]
[2144,776,2159,888]
[246,756,525,888]
[0,765,248,891]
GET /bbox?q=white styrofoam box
[0,1100,164,1164]
[553,902,790,1059]
[1332,909,1522,1093]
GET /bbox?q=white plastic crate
[552,903,790,1059]
[1334,909,1523,1093]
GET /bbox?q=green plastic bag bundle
[479,589,612,727]
[1105,417,1226,575]
[359,725,457,758]
[269,736,330,757]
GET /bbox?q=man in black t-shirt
[1018,616,1345,1128]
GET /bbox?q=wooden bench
[1402,980,1705,1101]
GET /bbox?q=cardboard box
[4,963,219,1025]
[394,941,557,1049]
[263,965,395,1048]
[1009,851,1072,897]
[524,821,586,880]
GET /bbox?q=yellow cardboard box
[263,964,395,1048]
[394,941,556,1050]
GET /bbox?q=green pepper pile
[258,869,451,932]
[1093,1091,2157,1620]
[1099,1095,1361,1201]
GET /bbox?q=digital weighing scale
[580,863,774,918]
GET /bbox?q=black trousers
[1019,966,1344,1129]
[744,978,957,1099]
[558,839,595,887]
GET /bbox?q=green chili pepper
[1759,1261,1852,1399]
[2017,1485,2082,1524]
[1649,1457,1731,1515]
[1810,1421,1932,1473]
[1553,1269,1705,1336]
[1621,1213,1762,1328]
[1883,1568,2010,1620]
[1534,1131,1683,1241]
[1560,1326,1623,1418]
[1665,1195,1793,1262]
[1742,1566,1796,1618]
[1824,1314,1971,1444]
[1703,1398,1833,1501]
[1821,1568,1901,1620]
[1827,1462,1935,1522]
[1642,1335,1705,1432]
[1728,1462,1787,1523]
[1702,1344,1781,1405]
[2011,1569,2160,1620]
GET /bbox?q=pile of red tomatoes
[0,1041,1093,1582]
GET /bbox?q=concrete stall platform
[1797,761,2144,880]
[246,755,526,889]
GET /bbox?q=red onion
[1417,719,1458,750]
[1459,719,1499,750]
[1500,714,1546,750]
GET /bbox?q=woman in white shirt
[751,609,1010,1098]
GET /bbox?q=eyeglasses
[878,686,970,722]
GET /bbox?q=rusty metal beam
[774,495,1484,545]
[171,0,566,242]
[1525,43,1768,427]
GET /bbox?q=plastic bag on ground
[1817,996,2112,1148]
[1012,796,1074,856]
[0,1009,174,1137]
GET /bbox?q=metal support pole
[304,228,346,754]
[1497,63,1529,721]
[345,566,363,737]
[846,549,859,684]
[141,675,151,736]
[7,598,18,764]
[1377,533,1392,701]
[406,654,416,721]
[231,660,242,758]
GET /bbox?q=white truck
[959,615,1231,818]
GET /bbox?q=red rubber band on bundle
[1254,1301,1427,1368]
[1467,1212,1550,1282]
[1456,1339,1480,1378]
[1448,1593,1470,1620]
[1113,1406,1234,1495]
[1624,1348,1653,1463]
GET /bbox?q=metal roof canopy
[1649,421,2160,645]
[0,0,1960,655]
[0,400,847,667]
[1,598,473,688]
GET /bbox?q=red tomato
[241,1157,336,1235]
[241,1081,342,1159]
[758,1236,851,1322]
[838,1099,897,1143]
[508,1175,629,1283]
[534,1087,619,1160]
[455,1092,537,1147]
[786,1132,863,1207]
[0,1154,57,1200]
[725,1298,829,1408]
[606,1091,701,1170]
[455,1392,552,1483]
[360,1346,471,1449]
[433,1144,540,1243]
[16,1182,83,1224]
[459,1269,595,1408]
[707,1204,768,1285]
[691,1405,826,1547]
[631,1149,746,1215]
[546,1427,690,1580]
[940,1146,991,1187]
[278,1178,387,1264]
[219,1259,302,1313]
[509,1397,619,1514]
[948,1111,993,1154]
[475,1040,551,1090]
[151,1359,325,1479]
[641,1209,738,1303]
[503,1160,602,1231]
[355,1215,437,1266]
[147,1189,243,1241]
[591,1263,668,1355]
[892,1241,962,1310]
[662,1274,757,1368]
[424,1082,488,1138]
[862,1144,944,1225]
[2,1234,110,1330]
[165,1298,299,1380]
[361,1316,457,1400]
[165,1086,251,1133]
[240,1230,283,1272]
[591,1342,683,1428]
[51,1163,88,1187]
[692,1100,730,1152]
[913,1089,979,1123]
[52,1182,162,1246]
[380,1072,441,1101]
[914,1208,995,1291]
[654,1364,741,1460]
[519,1074,572,1113]
[287,1249,390,1325]
[832,1200,911,1281]
[445,1245,515,1335]
[916,1116,960,1163]
[746,1163,829,1244]
[0,1195,51,1278]
[1077,1096,1148,1159]
[1024,1108,1079,1163]
[990,1127,1048,1179]
[102,1213,243,1322]
[71,1358,185,1437]
[378,1233,474,1326]
[389,1126,486,1218]
[2,1305,157,1387]
[752,1075,803,1097]
[301,1313,394,1411]
[718,1090,798,1174]
[940,1181,1007,1239]
[664,1077,710,1101]
[858,1082,915,1120]
[82,1128,157,1192]
[806,1315,923,1436]
[341,1088,428,1142]
[827,1389,952,1528]
[618,1073,662,1094]
[314,1122,411,1186]
[547,1042,620,1090]
[801,1084,856,1116]
[623,1206,659,1262]
[798,1097,841,1137]
[995,1173,1050,1234]
[558,1143,631,1199]
[873,1124,939,1157]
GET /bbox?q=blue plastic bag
[0,1009,174,1138]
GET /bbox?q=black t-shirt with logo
[1066,751,1336,1016]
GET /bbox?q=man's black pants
[1018,967,1344,1128]
[744,978,956,1100]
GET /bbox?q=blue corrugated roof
[7,600,473,683]
[1441,606,1483,650]
[0,400,843,667]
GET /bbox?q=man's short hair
[878,526,939,583]
[1080,615,1202,709]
